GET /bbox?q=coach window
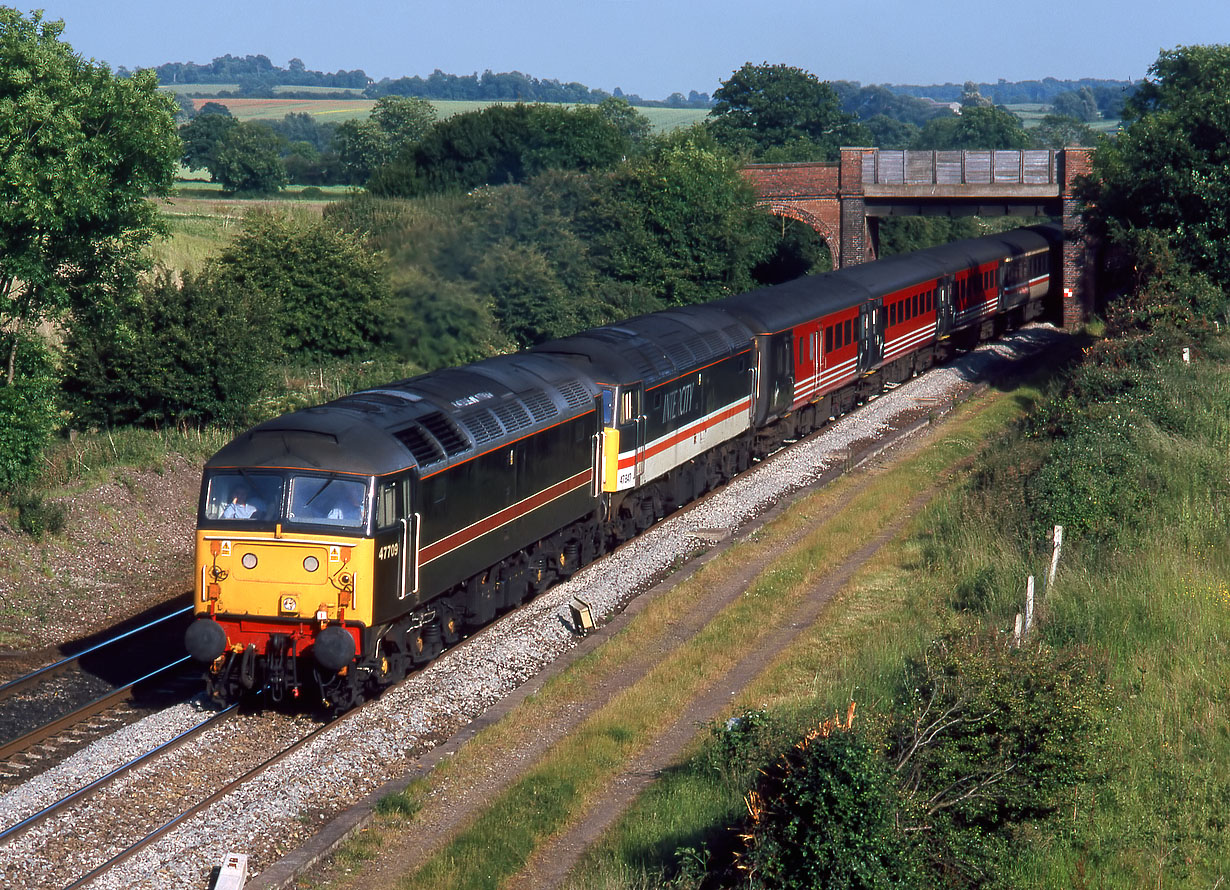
[843,319,851,345]
[825,326,833,353]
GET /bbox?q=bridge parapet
[862,149,1059,192]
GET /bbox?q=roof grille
[522,390,557,423]
[699,331,729,358]
[393,424,444,466]
[492,400,531,435]
[665,341,696,369]
[558,381,591,411]
[417,411,469,457]
[457,408,503,446]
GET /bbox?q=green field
[161,89,709,131]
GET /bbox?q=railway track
[0,586,538,890]
[0,602,197,791]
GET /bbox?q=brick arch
[757,199,840,271]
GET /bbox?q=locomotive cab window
[204,473,284,522]
[288,475,369,529]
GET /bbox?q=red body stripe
[617,399,749,470]
[419,468,591,565]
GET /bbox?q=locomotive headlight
[280,595,298,614]
[303,556,320,573]
[241,552,258,570]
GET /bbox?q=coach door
[622,385,647,485]
[936,277,954,336]
[858,300,883,372]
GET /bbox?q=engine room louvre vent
[664,341,696,370]
[557,380,591,411]
[492,400,531,435]
[699,330,729,358]
[393,423,445,466]
[723,323,747,343]
[457,408,502,446]
[417,411,469,457]
[522,390,557,423]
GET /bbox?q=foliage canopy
[707,62,867,161]
[1085,44,1230,291]
[0,7,179,384]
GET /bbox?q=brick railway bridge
[742,147,1094,328]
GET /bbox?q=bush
[889,633,1109,886]
[741,709,918,890]
[61,269,280,427]
[0,335,60,492]
[9,490,66,539]
[208,212,393,360]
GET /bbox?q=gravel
[0,325,1066,890]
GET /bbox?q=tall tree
[0,8,179,384]
[333,94,437,184]
[208,121,288,193]
[582,128,773,305]
[1085,44,1230,289]
[179,110,237,170]
[369,103,626,196]
[707,63,866,161]
[910,105,1031,150]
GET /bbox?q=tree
[208,121,288,193]
[582,128,773,305]
[960,80,993,108]
[207,212,392,359]
[1030,113,1098,148]
[0,8,179,385]
[179,110,238,171]
[369,103,626,196]
[60,269,280,427]
[0,334,58,491]
[1084,44,1230,289]
[333,94,437,183]
[911,105,1031,150]
[708,63,865,161]
[863,114,920,149]
[596,96,652,149]
[1051,87,1100,121]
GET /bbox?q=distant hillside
[144,54,1135,114]
[144,54,711,108]
[886,77,1135,105]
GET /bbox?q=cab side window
[377,481,401,529]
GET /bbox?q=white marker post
[215,852,248,890]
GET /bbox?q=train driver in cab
[222,484,257,519]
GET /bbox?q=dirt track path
[502,483,937,890]
[295,419,947,890]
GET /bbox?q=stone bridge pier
[742,147,1096,329]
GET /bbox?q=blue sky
[30,0,1230,98]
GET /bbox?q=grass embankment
[578,335,1230,887]
[308,370,1053,890]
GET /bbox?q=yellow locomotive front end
[185,470,378,706]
